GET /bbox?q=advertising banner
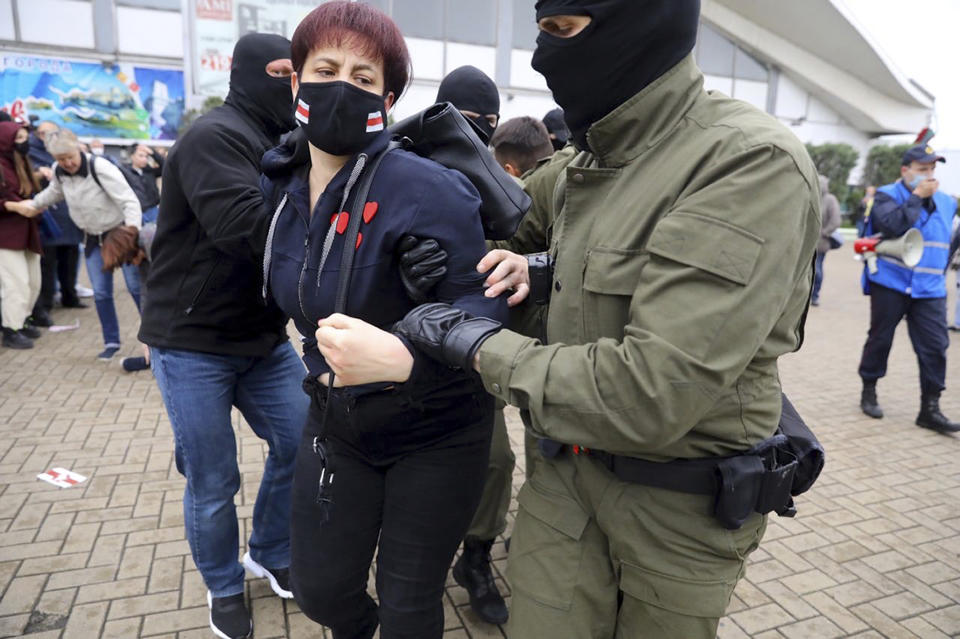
[193,0,319,96]
[0,53,186,141]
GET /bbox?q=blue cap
[902,145,946,166]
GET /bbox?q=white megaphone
[853,228,924,274]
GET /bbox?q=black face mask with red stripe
[294,81,387,157]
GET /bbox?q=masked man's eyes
[538,15,591,38]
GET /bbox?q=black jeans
[38,244,80,309]
[859,283,948,395]
[290,378,492,639]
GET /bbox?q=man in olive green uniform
[406,1,820,636]
[324,1,819,635]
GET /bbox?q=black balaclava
[542,108,570,151]
[532,0,700,150]
[436,66,501,144]
[226,33,296,138]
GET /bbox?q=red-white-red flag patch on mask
[366,112,384,133]
[296,99,310,125]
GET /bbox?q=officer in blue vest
[858,145,960,433]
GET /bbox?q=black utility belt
[572,436,799,531]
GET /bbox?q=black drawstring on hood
[532,0,700,150]
[225,33,296,139]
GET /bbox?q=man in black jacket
[139,33,307,639]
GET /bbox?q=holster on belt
[561,393,823,530]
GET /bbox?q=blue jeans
[142,206,159,225]
[85,245,141,347]
[151,342,308,597]
[812,251,826,302]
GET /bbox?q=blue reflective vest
[863,181,955,298]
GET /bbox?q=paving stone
[62,601,109,638]
[102,617,143,638]
[922,605,960,635]
[138,605,207,635]
[47,565,118,590]
[900,616,951,639]
[728,602,793,634]
[0,613,29,636]
[36,586,78,617]
[802,591,869,634]
[17,552,89,576]
[76,577,148,604]
[117,544,155,580]
[147,556,183,594]
[0,575,47,615]
[107,591,180,620]
[779,569,839,595]
[778,615,844,639]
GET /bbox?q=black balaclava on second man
[226,33,296,139]
[532,0,700,150]
[542,107,570,151]
[436,66,501,144]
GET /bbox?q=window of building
[117,0,180,10]
[17,0,95,49]
[697,23,735,77]
[734,47,768,82]
[393,0,444,40]
[446,0,496,46]
[513,0,539,49]
[392,0,496,46]
[0,0,15,40]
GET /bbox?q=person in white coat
[17,129,142,360]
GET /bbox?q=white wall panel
[0,0,15,40]
[733,80,768,112]
[445,43,495,79]
[808,95,842,125]
[703,74,733,96]
[117,6,182,57]
[393,83,438,121]
[774,73,807,121]
[509,49,547,91]
[17,0,94,48]
[406,38,444,82]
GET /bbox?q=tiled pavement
[2,250,960,638]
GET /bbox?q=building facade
[1,0,935,179]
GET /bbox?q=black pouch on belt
[714,434,799,530]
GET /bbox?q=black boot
[28,308,53,328]
[860,381,883,419]
[453,538,508,625]
[916,393,960,433]
[2,328,33,350]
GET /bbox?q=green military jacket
[478,54,821,461]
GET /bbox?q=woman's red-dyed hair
[292,1,411,99]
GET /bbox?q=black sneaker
[28,309,53,327]
[19,326,41,339]
[121,356,150,372]
[207,592,252,639]
[98,346,120,361]
[242,552,293,599]
[2,328,33,350]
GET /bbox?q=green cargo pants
[506,447,766,639]
[465,406,516,541]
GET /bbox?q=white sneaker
[76,285,94,298]
[242,552,293,599]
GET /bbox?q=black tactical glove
[397,236,448,304]
[393,303,501,371]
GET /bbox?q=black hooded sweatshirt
[139,33,295,357]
